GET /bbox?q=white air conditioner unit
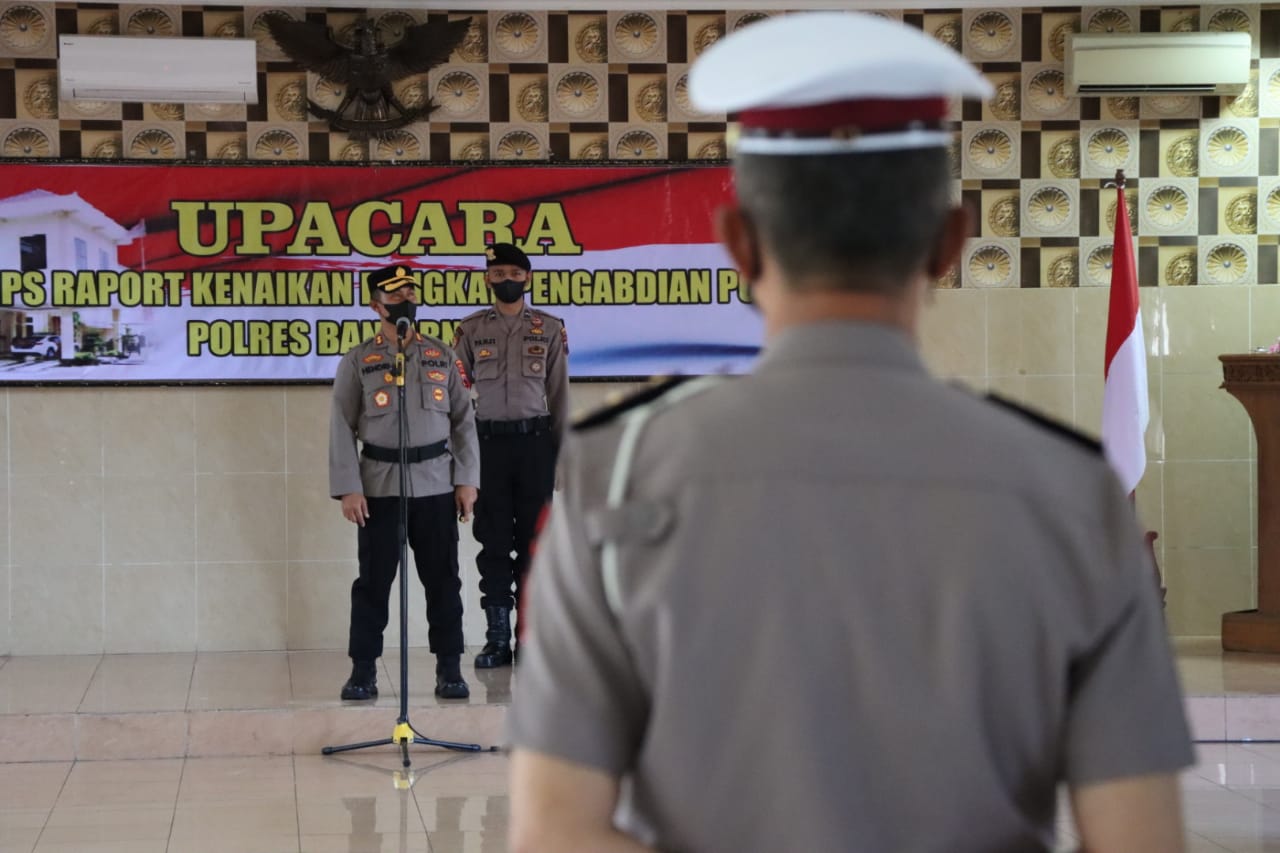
[1066,31,1250,95]
[59,35,258,103]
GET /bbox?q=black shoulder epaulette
[984,393,1103,455]
[573,375,694,432]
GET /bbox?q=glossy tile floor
[2,639,1280,852]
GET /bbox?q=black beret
[365,265,416,292]
[485,243,531,271]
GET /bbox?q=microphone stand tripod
[324,317,495,767]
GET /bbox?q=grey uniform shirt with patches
[330,332,479,499]
[453,306,569,443]
[508,322,1194,853]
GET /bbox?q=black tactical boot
[474,606,513,669]
[435,655,470,700]
[340,659,378,701]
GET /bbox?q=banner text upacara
[171,200,584,258]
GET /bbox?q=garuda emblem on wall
[266,16,471,139]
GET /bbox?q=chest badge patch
[528,327,544,335]
[373,389,391,408]
[432,386,446,402]
[478,348,494,358]
[383,372,394,383]
[427,369,447,382]
[528,345,545,356]
[530,316,544,326]
[530,360,543,373]
[363,353,383,363]
[423,347,442,358]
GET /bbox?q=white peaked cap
[690,12,994,155]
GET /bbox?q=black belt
[476,415,551,437]
[361,440,448,463]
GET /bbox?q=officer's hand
[341,493,369,526]
[455,485,478,522]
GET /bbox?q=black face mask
[492,279,526,304]
[383,299,417,325]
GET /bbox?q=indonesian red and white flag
[1102,183,1148,494]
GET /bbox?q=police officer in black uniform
[453,244,568,668]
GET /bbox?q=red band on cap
[739,97,949,134]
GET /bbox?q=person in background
[453,243,568,669]
[330,264,479,702]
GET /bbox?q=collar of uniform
[757,321,924,373]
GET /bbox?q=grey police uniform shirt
[453,305,569,443]
[508,322,1194,853]
[330,331,479,499]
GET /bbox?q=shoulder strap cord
[601,376,723,617]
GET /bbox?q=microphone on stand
[394,317,411,386]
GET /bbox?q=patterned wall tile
[79,129,122,159]
[1160,128,1201,177]
[963,9,1020,62]
[13,67,54,121]
[1022,179,1081,237]
[0,2,55,59]
[0,117,55,156]
[1141,178,1200,236]
[1023,63,1078,120]
[490,10,547,63]
[685,13,724,59]
[1041,245,1081,287]
[1080,121,1138,178]
[247,121,308,160]
[1201,117,1260,176]
[1259,175,1280,232]
[549,64,606,123]
[77,7,118,35]
[369,126,428,162]
[962,237,1020,288]
[607,11,664,63]
[491,122,546,160]
[1079,236,1118,286]
[119,5,181,37]
[1041,129,1081,178]
[979,188,1021,238]
[1082,6,1140,34]
[428,64,489,124]
[123,120,185,159]
[962,122,1021,179]
[609,122,665,160]
[726,11,777,34]
[1158,243,1199,285]
[1200,234,1257,283]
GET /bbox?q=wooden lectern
[1220,353,1280,652]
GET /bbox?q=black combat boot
[473,606,513,669]
[435,654,470,699]
[340,659,378,701]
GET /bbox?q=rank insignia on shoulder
[573,375,695,432]
[984,393,1102,454]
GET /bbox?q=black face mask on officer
[491,279,526,304]
[382,299,418,325]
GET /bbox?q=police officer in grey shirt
[330,264,480,702]
[453,243,568,669]
[507,13,1194,853]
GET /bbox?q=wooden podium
[1220,353,1280,652]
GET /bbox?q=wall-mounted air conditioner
[59,36,259,103]
[1066,31,1250,95]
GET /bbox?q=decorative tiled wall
[3,4,1280,289]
